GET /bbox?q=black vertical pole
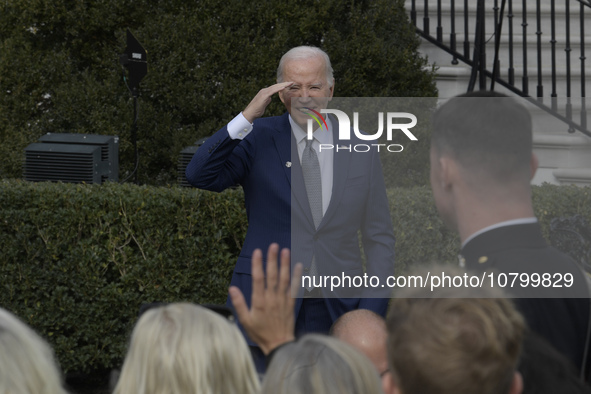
[437,0,443,42]
[508,0,515,86]
[491,0,507,90]
[565,0,573,131]
[522,0,529,95]
[478,0,487,90]
[536,0,544,100]
[468,0,486,91]
[451,0,459,64]
[424,0,430,35]
[550,0,557,111]
[464,0,470,60]
[580,2,587,131]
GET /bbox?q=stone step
[414,18,588,43]
[422,34,589,61]
[408,0,591,186]
[431,66,591,186]
[420,44,591,98]
[432,67,591,114]
[553,168,591,186]
[410,0,590,74]
[409,0,589,20]
[434,70,589,131]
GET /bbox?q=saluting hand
[242,82,294,123]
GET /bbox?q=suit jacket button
[304,267,310,273]
[313,235,318,241]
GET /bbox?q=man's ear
[530,153,539,180]
[438,155,456,190]
[508,371,523,394]
[328,79,335,101]
[382,372,403,394]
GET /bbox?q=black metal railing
[410,0,590,138]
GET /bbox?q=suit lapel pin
[286,161,292,168]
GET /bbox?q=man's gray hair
[277,46,334,87]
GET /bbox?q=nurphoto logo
[303,108,418,153]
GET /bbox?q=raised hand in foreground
[229,243,303,355]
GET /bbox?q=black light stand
[119,29,147,184]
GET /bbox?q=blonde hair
[0,307,67,394]
[113,303,259,394]
[261,334,382,394]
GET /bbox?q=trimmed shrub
[1,179,246,372]
[387,185,459,272]
[2,180,590,373]
[0,0,436,186]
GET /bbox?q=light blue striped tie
[302,138,323,228]
[302,138,322,290]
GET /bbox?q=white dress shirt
[461,217,539,249]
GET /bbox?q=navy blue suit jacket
[185,112,395,340]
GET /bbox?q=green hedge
[1,180,590,374]
[0,0,436,186]
[0,180,246,373]
[388,184,591,272]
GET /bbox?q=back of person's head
[261,334,383,394]
[431,91,533,184]
[519,330,591,394]
[330,308,387,338]
[0,307,67,394]
[386,265,525,394]
[330,309,389,376]
[113,302,259,394]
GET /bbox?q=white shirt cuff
[227,113,253,140]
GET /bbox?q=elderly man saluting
[185,46,395,368]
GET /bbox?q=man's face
[278,55,334,129]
